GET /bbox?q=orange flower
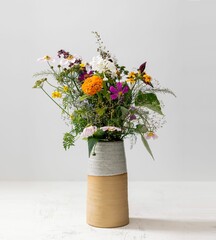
[81,76,103,96]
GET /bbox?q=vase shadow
[122,217,216,233]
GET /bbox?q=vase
[87,140,129,228]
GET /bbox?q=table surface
[0,181,215,240]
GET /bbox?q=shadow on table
[123,217,216,232]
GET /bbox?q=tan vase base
[87,173,129,228]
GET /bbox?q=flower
[100,126,121,132]
[143,73,153,87]
[129,114,136,120]
[52,91,62,98]
[90,55,117,77]
[57,49,70,58]
[57,49,82,66]
[82,126,97,138]
[143,73,152,83]
[78,70,94,81]
[63,86,69,92]
[127,72,136,84]
[34,32,174,157]
[81,75,103,95]
[37,55,55,63]
[110,82,129,100]
[80,63,86,68]
[145,132,158,140]
[60,55,76,66]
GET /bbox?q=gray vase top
[88,141,127,176]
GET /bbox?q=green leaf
[120,106,129,119]
[136,124,148,134]
[63,132,75,150]
[88,137,99,157]
[93,129,105,139]
[79,94,90,101]
[32,78,47,88]
[141,134,154,160]
[135,91,163,115]
[96,107,106,116]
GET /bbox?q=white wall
[0,0,215,180]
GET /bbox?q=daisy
[37,55,55,63]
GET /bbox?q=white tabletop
[0,182,215,240]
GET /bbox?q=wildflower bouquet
[33,32,175,158]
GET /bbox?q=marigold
[81,76,103,95]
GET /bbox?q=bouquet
[33,32,175,158]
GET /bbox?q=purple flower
[57,49,70,59]
[110,82,129,100]
[129,114,136,120]
[78,70,94,81]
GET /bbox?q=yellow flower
[80,63,86,68]
[127,78,136,84]
[127,72,136,84]
[128,72,136,78]
[81,76,103,96]
[63,86,69,92]
[143,73,152,83]
[52,91,62,98]
[70,114,74,120]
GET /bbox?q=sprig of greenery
[147,88,176,97]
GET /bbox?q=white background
[0,0,215,181]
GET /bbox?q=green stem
[47,62,58,75]
[46,81,58,88]
[67,73,81,93]
[41,87,70,116]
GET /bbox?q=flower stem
[41,87,70,116]
[46,81,58,88]
[68,74,81,93]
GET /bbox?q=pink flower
[110,82,129,100]
[145,132,158,140]
[82,126,97,138]
[100,126,121,132]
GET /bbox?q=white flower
[100,126,121,132]
[82,126,97,138]
[37,55,55,63]
[90,55,117,77]
[144,132,158,140]
[85,64,92,74]
[60,55,76,66]
[106,61,117,77]
[90,56,105,72]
